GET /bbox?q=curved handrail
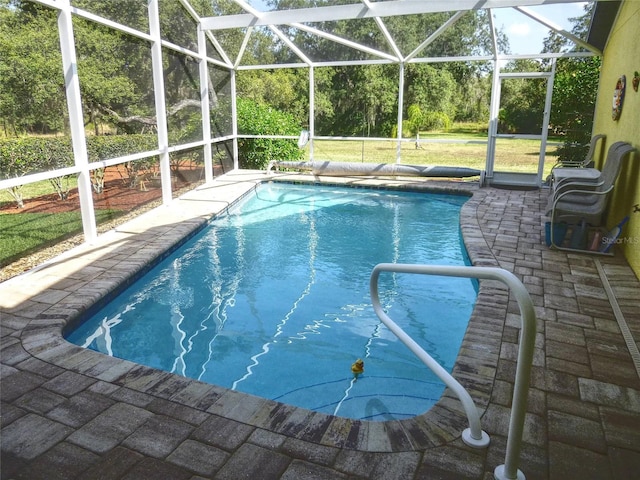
[370,263,536,480]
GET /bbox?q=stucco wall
[592,0,640,278]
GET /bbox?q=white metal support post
[58,0,97,242]
[148,0,172,204]
[486,57,501,183]
[396,62,405,164]
[198,25,213,183]
[537,59,556,186]
[230,69,239,170]
[309,66,315,161]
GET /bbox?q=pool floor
[66,182,476,421]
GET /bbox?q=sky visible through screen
[493,2,588,54]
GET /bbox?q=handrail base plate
[494,464,525,480]
[462,428,490,449]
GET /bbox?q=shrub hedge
[0,135,160,206]
[235,98,304,169]
[0,135,159,179]
[1,100,304,206]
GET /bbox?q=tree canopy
[0,2,66,134]
[0,0,598,147]
[546,4,600,161]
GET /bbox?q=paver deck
[2,170,639,479]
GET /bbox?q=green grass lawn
[308,124,561,177]
[0,178,71,207]
[0,209,122,267]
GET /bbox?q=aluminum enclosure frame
[3,0,609,240]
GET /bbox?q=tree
[236,68,309,125]
[2,1,504,139]
[387,8,502,124]
[551,56,601,162]
[0,1,147,135]
[493,3,598,149]
[0,0,229,137]
[406,64,457,125]
[498,59,548,134]
[266,0,501,133]
[454,73,491,122]
[234,98,304,169]
[314,64,398,136]
[72,16,141,135]
[543,3,599,162]
[0,2,66,134]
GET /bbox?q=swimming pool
[66,182,477,420]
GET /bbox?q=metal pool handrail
[370,263,536,480]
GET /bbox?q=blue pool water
[66,183,477,421]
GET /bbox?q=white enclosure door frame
[486,63,555,188]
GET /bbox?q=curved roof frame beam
[405,11,468,62]
[69,1,232,71]
[178,0,234,68]
[206,32,235,68]
[70,5,151,43]
[232,0,313,66]
[261,27,313,66]
[290,23,399,62]
[514,6,602,54]
[235,27,255,69]
[230,24,315,70]
[360,0,403,60]
[488,9,501,58]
